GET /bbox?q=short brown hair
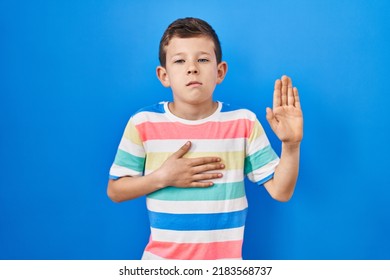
[158,17,222,67]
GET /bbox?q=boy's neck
[168,100,218,121]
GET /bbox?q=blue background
[1,0,389,260]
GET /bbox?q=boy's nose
[187,69,198,74]
[187,64,198,75]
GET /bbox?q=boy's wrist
[149,169,168,190]
[281,141,301,152]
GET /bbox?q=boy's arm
[107,141,224,202]
[263,75,303,202]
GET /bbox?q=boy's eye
[198,58,209,63]
[174,59,185,64]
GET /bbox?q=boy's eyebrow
[170,52,185,57]
[170,51,213,57]
[198,51,212,56]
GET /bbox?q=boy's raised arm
[263,75,303,202]
[107,141,224,202]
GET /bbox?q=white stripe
[194,169,244,184]
[144,138,245,153]
[118,137,145,157]
[219,108,256,122]
[150,226,245,243]
[132,102,257,125]
[132,112,168,125]
[247,158,280,183]
[109,163,142,178]
[147,197,248,214]
[165,101,256,124]
[141,251,166,260]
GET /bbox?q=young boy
[107,17,303,260]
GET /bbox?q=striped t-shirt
[109,101,280,260]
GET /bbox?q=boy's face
[157,36,227,107]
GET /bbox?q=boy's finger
[281,75,288,106]
[273,79,281,108]
[266,107,278,132]
[265,107,275,123]
[189,156,221,167]
[188,181,215,188]
[193,162,225,174]
[293,87,301,109]
[287,78,294,106]
[172,141,191,158]
[192,172,223,181]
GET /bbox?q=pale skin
[263,76,303,201]
[107,36,303,203]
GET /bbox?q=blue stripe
[256,173,274,186]
[148,208,248,231]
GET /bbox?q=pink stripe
[136,119,254,141]
[144,239,243,260]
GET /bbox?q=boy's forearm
[264,142,300,202]
[107,141,225,203]
[107,172,165,203]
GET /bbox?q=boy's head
[159,17,222,68]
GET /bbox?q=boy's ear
[156,66,170,87]
[216,61,228,84]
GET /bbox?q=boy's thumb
[172,141,191,158]
[265,107,275,122]
[266,107,277,128]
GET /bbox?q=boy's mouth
[186,81,202,87]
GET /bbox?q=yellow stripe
[247,120,265,144]
[145,151,245,171]
[123,119,143,146]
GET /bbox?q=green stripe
[114,149,145,173]
[148,181,245,201]
[244,145,278,175]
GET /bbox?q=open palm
[266,76,303,144]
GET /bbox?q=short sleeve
[244,119,280,185]
[109,117,146,179]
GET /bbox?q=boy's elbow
[264,180,294,202]
[107,181,124,203]
[107,188,120,203]
[271,192,293,202]
[268,183,294,202]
